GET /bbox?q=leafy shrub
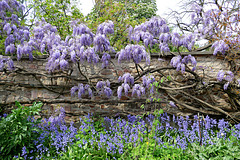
[0,101,42,159]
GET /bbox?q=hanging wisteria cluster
[117,74,157,99]
[14,19,115,72]
[96,80,112,98]
[116,44,150,65]
[189,1,240,55]
[1,0,30,60]
[0,55,14,71]
[71,83,93,99]
[128,16,196,53]
[216,70,240,90]
[117,73,134,99]
[170,55,197,74]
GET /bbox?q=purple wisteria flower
[1,0,31,64]
[129,16,169,48]
[142,75,155,94]
[93,34,111,52]
[116,44,150,65]
[96,80,112,98]
[72,23,94,38]
[169,101,177,108]
[117,73,134,99]
[71,83,93,99]
[170,55,197,73]
[212,40,229,55]
[217,70,235,90]
[118,73,134,85]
[0,55,15,71]
[132,84,145,98]
[97,21,114,35]
[101,52,111,68]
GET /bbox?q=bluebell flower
[21,146,27,159]
[3,113,7,118]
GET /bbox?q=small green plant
[0,101,43,159]
[187,136,240,159]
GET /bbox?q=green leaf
[160,77,164,83]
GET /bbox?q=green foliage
[0,101,43,159]
[126,2,157,20]
[30,0,83,38]
[187,136,240,160]
[114,0,157,19]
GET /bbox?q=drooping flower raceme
[117,73,134,99]
[101,52,111,68]
[93,34,111,53]
[96,20,114,35]
[142,75,155,94]
[118,73,134,85]
[212,40,229,56]
[170,55,197,73]
[0,55,14,71]
[0,0,31,64]
[96,80,112,98]
[217,70,235,90]
[132,84,145,98]
[71,83,93,99]
[116,44,150,65]
[129,16,168,48]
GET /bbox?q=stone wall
[0,53,236,121]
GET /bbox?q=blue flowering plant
[1,102,240,159]
[58,110,240,159]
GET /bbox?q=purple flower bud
[7,58,14,71]
[217,70,225,81]
[71,86,79,96]
[169,101,177,108]
[88,87,93,98]
[225,71,234,82]
[117,86,123,99]
[223,82,229,90]
[123,83,130,96]
[104,87,112,98]
[237,79,240,86]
